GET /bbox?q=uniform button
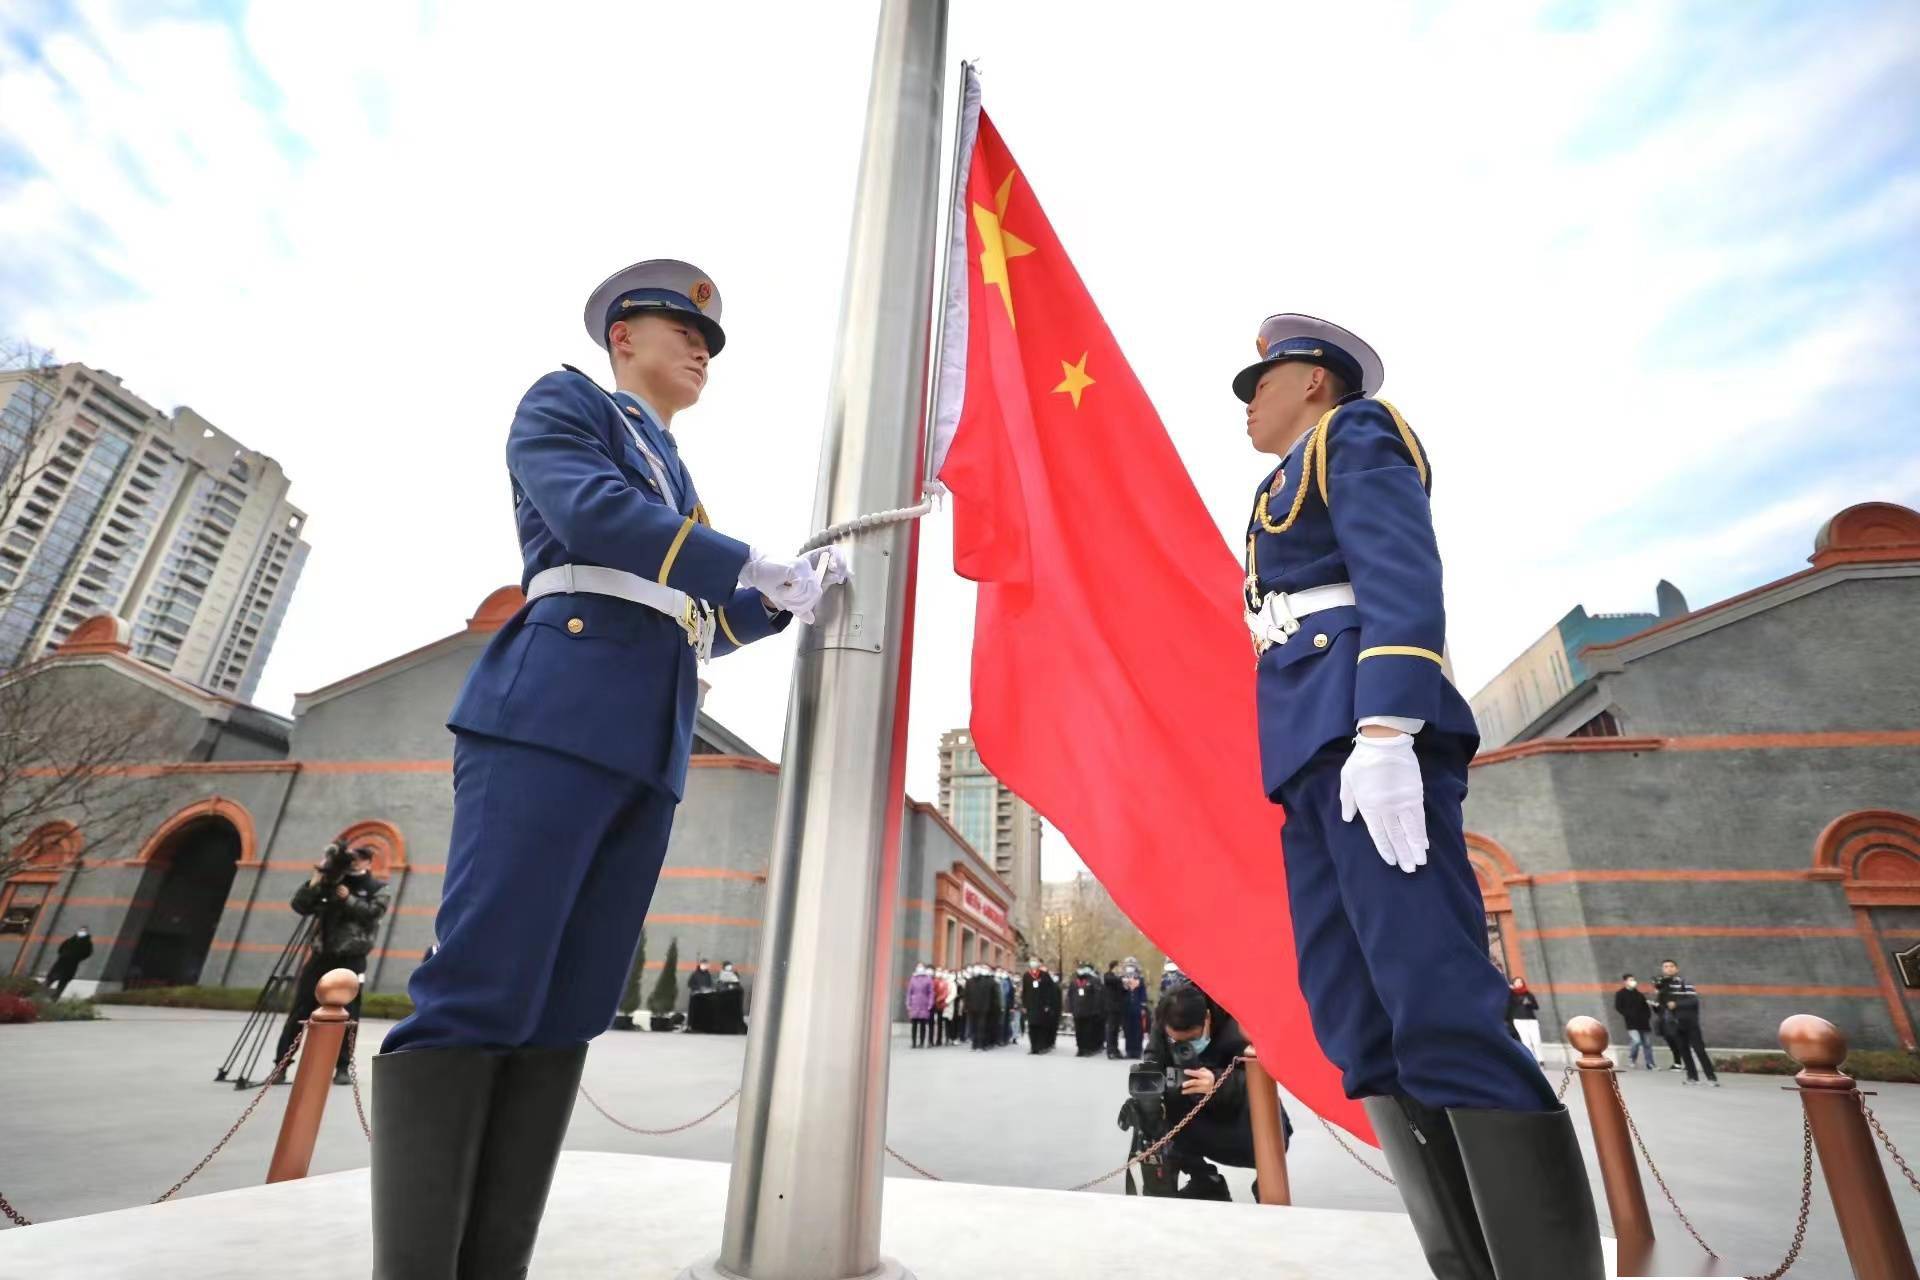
[567,618,584,635]
[1313,633,1329,649]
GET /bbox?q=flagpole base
[676,1254,917,1280]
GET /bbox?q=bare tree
[0,663,175,882]
[1037,872,1167,979]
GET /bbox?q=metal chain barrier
[345,1024,372,1141]
[1318,1115,1396,1185]
[1318,1057,1576,1188]
[0,1024,311,1229]
[1861,1097,1920,1197]
[1609,1071,1721,1257]
[576,1085,743,1137]
[1743,1113,1815,1280]
[883,1057,1248,1192]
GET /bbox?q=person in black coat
[1101,961,1128,1059]
[1024,959,1061,1054]
[1140,982,1290,1199]
[965,966,1001,1051]
[1655,959,1718,1084]
[1067,964,1104,1057]
[1614,974,1656,1071]
[42,927,94,999]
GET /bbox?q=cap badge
[1255,334,1270,358]
[690,280,714,310]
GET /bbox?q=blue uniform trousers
[384,732,674,1053]
[1278,737,1555,1113]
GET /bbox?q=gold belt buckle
[680,600,704,648]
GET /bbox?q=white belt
[1246,583,1355,656]
[525,563,714,660]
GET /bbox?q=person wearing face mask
[42,926,95,1000]
[1068,963,1103,1057]
[942,968,962,1045]
[274,844,388,1086]
[1123,969,1149,1059]
[1138,982,1287,1200]
[369,260,852,1276]
[1505,977,1544,1066]
[1235,314,1601,1277]
[1024,959,1061,1054]
[686,958,717,1033]
[1614,974,1656,1071]
[907,963,936,1047]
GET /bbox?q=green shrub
[362,993,414,1020]
[620,930,647,1017]
[33,997,99,1021]
[96,985,263,1010]
[94,984,413,1020]
[1715,1049,1920,1084]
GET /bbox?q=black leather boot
[1449,1105,1605,1280]
[456,1043,589,1280]
[371,1048,501,1280]
[1362,1096,1495,1280]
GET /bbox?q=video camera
[1118,1062,1181,1196]
[317,842,362,887]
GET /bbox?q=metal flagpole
[682,2,948,1278]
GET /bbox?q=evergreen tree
[620,930,647,1017]
[647,937,681,1016]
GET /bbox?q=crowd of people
[905,956,1184,1056]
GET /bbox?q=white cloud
[2,1,1914,884]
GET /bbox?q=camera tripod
[213,914,317,1090]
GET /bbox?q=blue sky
[2,1,1916,876]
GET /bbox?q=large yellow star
[1053,351,1095,409]
[973,169,1036,328]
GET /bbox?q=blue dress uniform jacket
[1247,395,1478,796]
[449,368,789,799]
[388,367,788,1055]
[1250,395,1552,1112]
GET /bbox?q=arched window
[332,820,407,880]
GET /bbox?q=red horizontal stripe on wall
[644,914,761,928]
[1527,869,1811,885]
[1543,982,1882,998]
[1473,729,1920,769]
[1520,925,1855,940]
[658,868,765,883]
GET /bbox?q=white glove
[739,548,826,623]
[815,544,853,589]
[1338,732,1429,874]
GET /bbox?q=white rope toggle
[797,486,943,554]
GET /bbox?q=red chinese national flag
[933,77,1370,1142]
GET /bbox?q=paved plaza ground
[3,1006,1918,1277]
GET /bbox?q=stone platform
[0,1150,1619,1278]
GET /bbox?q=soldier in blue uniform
[1235,315,1601,1280]
[369,260,846,1278]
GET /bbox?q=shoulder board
[1317,397,1429,501]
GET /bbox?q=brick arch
[1814,809,1920,1052]
[10,821,85,872]
[1812,810,1920,906]
[1464,832,1525,978]
[334,820,406,879]
[134,797,259,868]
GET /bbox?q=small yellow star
[1053,351,1095,409]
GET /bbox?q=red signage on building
[961,882,1007,933]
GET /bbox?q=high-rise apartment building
[1466,582,1689,750]
[937,727,1042,932]
[0,361,308,700]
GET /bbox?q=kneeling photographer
[273,843,389,1084]
[1122,982,1290,1200]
